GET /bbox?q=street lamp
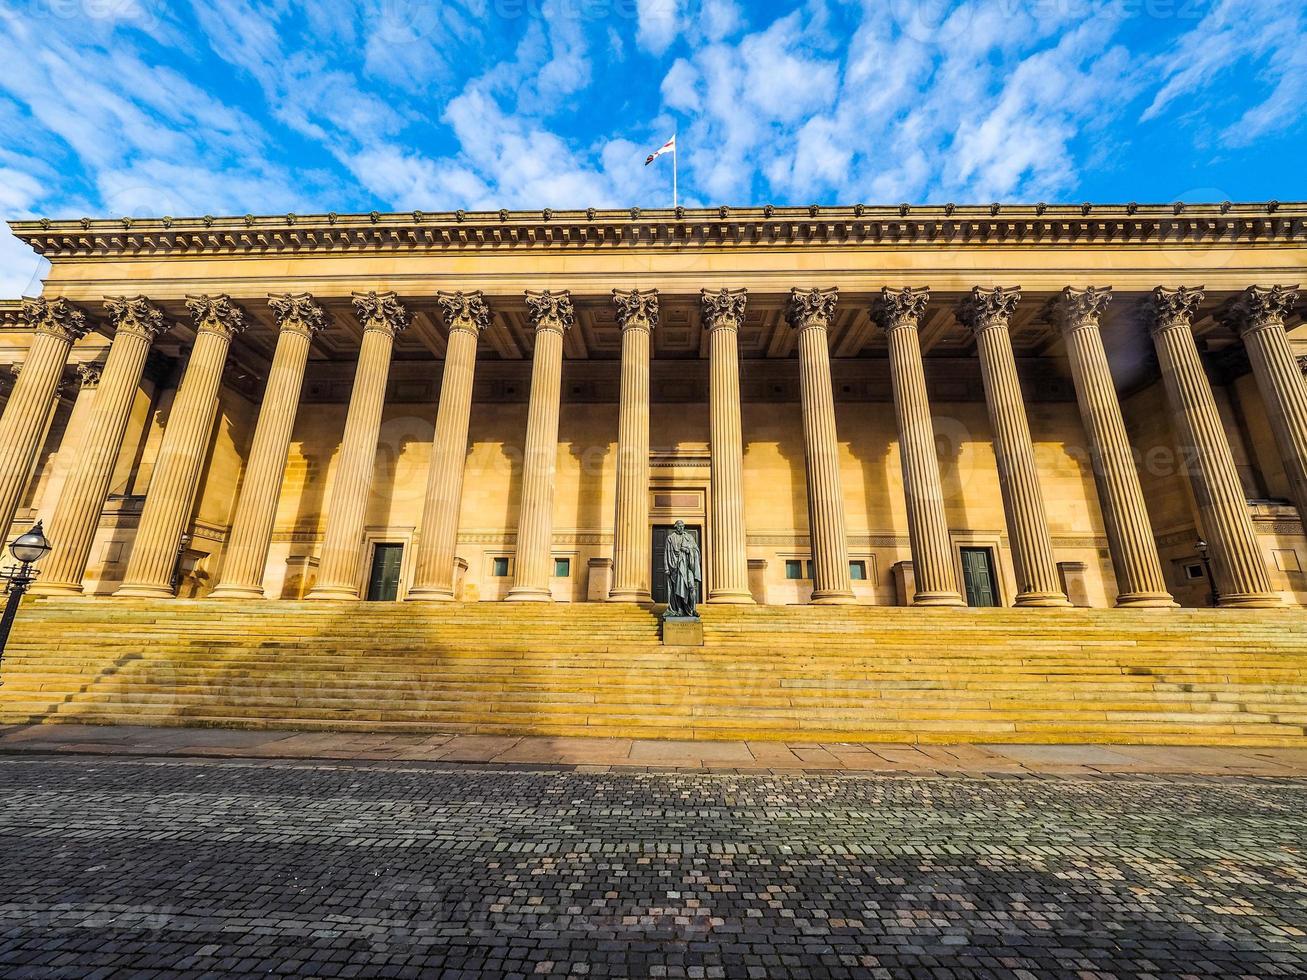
[0,520,52,673]
[1195,538,1219,607]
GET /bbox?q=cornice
[9,202,1305,260]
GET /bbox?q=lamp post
[0,521,52,675]
[1195,538,1219,607]
[170,532,191,594]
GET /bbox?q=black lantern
[0,520,52,674]
[1195,538,1219,607]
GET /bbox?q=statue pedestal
[661,616,703,647]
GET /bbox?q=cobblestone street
[1,755,1305,978]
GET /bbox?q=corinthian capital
[436,290,491,336]
[22,297,90,342]
[268,293,328,337]
[104,296,169,341]
[701,287,747,331]
[525,289,574,333]
[870,287,930,332]
[612,288,658,331]
[352,291,409,336]
[787,287,838,330]
[185,294,247,338]
[955,286,1021,334]
[1217,284,1300,336]
[1043,286,1113,333]
[1148,286,1205,334]
[76,361,103,389]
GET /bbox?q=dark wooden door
[651,524,703,604]
[366,543,404,601]
[960,547,999,607]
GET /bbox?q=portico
[1,203,1304,610]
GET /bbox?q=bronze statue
[664,520,702,618]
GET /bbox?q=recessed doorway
[960,547,1000,607]
[365,543,404,602]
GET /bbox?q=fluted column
[1149,286,1279,606]
[506,290,573,602]
[35,299,170,595]
[308,292,408,600]
[34,362,103,518]
[1047,287,1175,607]
[957,287,1070,607]
[871,288,964,606]
[608,288,656,602]
[0,298,89,541]
[703,288,753,604]
[1221,286,1307,524]
[788,287,854,604]
[211,294,326,599]
[408,291,491,601]
[117,295,246,598]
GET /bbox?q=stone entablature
[11,201,1304,260]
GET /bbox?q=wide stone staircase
[1,598,1306,745]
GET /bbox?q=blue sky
[1,0,1304,294]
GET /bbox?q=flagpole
[672,132,678,210]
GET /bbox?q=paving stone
[0,756,1304,977]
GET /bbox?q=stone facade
[1,203,1305,608]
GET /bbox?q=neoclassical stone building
[2,203,1305,611]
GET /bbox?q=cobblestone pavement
[1,756,1305,978]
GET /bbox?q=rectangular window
[806,560,815,580]
[1184,563,1204,580]
[554,558,571,578]
[491,556,510,577]
[849,560,867,581]
[784,559,803,580]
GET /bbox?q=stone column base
[1218,592,1285,608]
[913,591,967,607]
[810,590,856,605]
[29,581,85,598]
[114,584,176,600]
[208,585,266,600]
[607,590,652,603]
[305,587,361,601]
[1114,592,1180,609]
[1014,591,1073,608]
[404,587,455,602]
[505,587,552,602]
[707,591,755,605]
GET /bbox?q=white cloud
[635,0,684,55]
[1143,0,1307,147]
[698,0,743,41]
